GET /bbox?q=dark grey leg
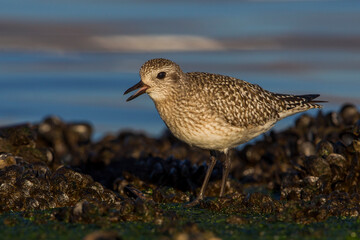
[219,149,231,197]
[185,150,217,207]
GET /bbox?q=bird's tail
[275,94,325,117]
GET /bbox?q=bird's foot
[184,197,203,208]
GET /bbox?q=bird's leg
[185,150,217,207]
[219,149,231,197]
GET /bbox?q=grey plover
[124,58,323,206]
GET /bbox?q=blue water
[1,0,359,138]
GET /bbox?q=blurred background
[1,0,359,139]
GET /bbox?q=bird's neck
[152,89,181,123]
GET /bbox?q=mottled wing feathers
[187,72,284,127]
[186,72,322,128]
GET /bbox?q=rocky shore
[0,104,359,238]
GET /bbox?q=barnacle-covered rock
[340,104,359,126]
[316,141,334,158]
[0,104,360,225]
[0,157,122,213]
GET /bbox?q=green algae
[1,206,360,240]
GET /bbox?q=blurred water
[0,0,359,138]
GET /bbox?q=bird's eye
[157,72,166,79]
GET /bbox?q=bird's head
[124,58,184,102]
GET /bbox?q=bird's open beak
[124,81,150,102]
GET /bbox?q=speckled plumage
[138,59,321,151]
[125,58,323,205]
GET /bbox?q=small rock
[304,156,331,177]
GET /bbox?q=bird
[124,58,323,207]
